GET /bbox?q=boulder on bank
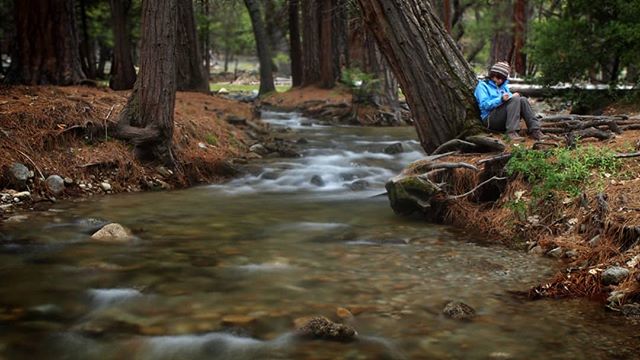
[443,301,476,321]
[385,174,442,215]
[295,316,357,341]
[45,175,65,195]
[6,163,30,189]
[601,266,630,285]
[90,223,133,243]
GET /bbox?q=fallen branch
[614,151,640,159]
[478,153,512,165]
[447,176,507,200]
[427,162,479,172]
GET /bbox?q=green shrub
[506,145,620,199]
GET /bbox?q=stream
[0,111,638,359]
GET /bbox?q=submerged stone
[90,223,133,243]
[443,301,476,321]
[310,175,325,187]
[295,316,357,341]
[383,142,404,155]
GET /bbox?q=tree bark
[109,0,136,90]
[176,0,209,93]
[79,0,97,79]
[6,0,85,85]
[356,0,481,152]
[200,0,210,82]
[301,0,321,86]
[244,0,276,95]
[289,0,303,87]
[512,0,528,76]
[319,0,335,88]
[115,0,177,166]
[489,0,514,67]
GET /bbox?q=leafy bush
[506,145,620,198]
[340,67,380,104]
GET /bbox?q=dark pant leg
[487,97,520,132]
[518,96,540,131]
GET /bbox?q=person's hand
[502,93,510,101]
[512,92,520,97]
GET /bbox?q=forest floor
[1,84,639,313]
[0,85,256,217]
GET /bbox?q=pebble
[100,182,112,191]
[547,247,564,258]
[336,307,353,319]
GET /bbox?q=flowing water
[1,111,638,359]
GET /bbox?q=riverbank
[0,85,259,219]
[260,85,412,126]
[387,114,640,314]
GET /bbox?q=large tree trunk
[318,0,335,88]
[109,0,136,90]
[512,0,528,76]
[301,0,321,86]
[176,0,209,93]
[289,0,303,87]
[244,0,276,95]
[115,0,177,166]
[6,0,84,85]
[200,0,211,82]
[489,0,514,67]
[356,0,481,152]
[78,0,97,79]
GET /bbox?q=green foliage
[506,145,621,199]
[205,133,218,146]
[340,67,381,104]
[527,0,640,84]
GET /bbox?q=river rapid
[0,111,638,359]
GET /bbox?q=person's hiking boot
[529,129,547,141]
[506,131,523,141]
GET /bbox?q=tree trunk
[109,0,136,90]
[356,0,481,152]
[301,0,321,86]
[318,0,335,88]
[332,0,348,80]
[489,0,514,67]
[115,0,177,166]
[176,0,209,93]
[512,0,528,76]
[6,0,85,85]
[244,0,276,95]
[79,0,97,79]
[289,0,303,87]
[200,0,210,82]
[97,42,111,79]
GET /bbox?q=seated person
[474,62,545,140]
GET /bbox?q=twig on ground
[104,105,115,141]
[447,176,507,200]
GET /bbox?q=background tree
[244,0,275,95]
[109,0,136,90]
[176,0,209,92]
[6,0,85,85]
[289,0,303,86]
[528,0,640,85]
[356,0,480,152]
[115,0,177,166]
[301,0,321,85]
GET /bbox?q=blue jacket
[474,79,513,121]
